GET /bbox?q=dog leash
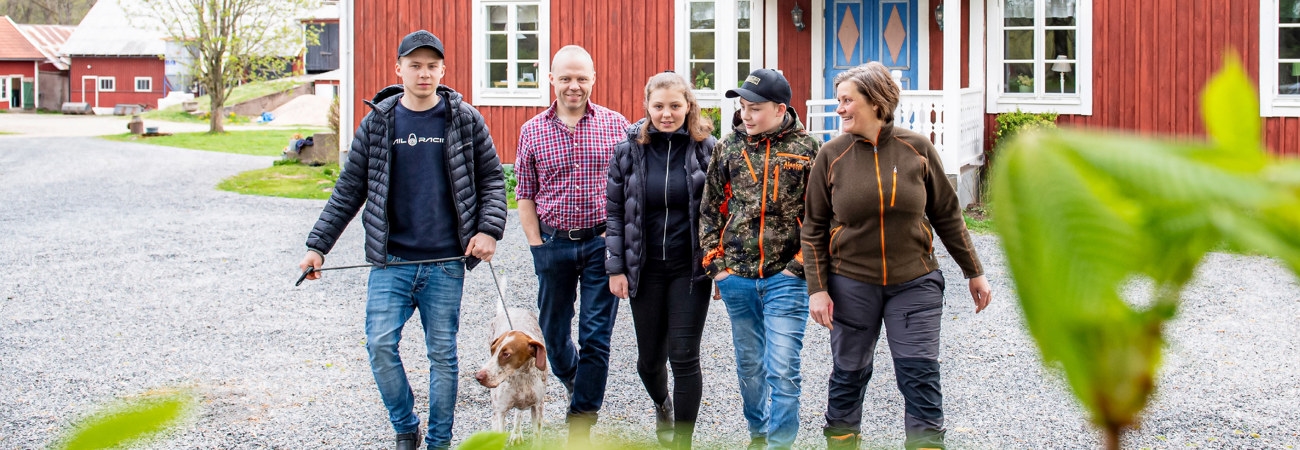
[295,255,516,330]
[485,260,514,330]
[294,255,467,286]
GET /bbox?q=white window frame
[675,0,764,112]
[471,0,551,107]
[134,76,152,93]
[986,0,1092,115]
[0,77,10,102]
[98,76,116,92]
[1261,0,1300,117]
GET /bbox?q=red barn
[61,0,168,111]
[340,0,1300,207]
[0,16,45,110]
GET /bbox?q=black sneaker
[395,430,421,450]
[746,436,767,450]
[654,397,674,448]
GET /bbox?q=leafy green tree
[128,0,317,133]
[990,55,1300,449]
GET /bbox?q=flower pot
[1018,85,1032,93]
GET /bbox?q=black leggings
[629,258,711,423]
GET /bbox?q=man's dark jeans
[529,232,619,416]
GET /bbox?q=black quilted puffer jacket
[605,119,715,297]
[305,84,507,270]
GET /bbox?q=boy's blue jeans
[716,272,809,449]
[365,255,464,449]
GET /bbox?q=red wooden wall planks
[351,0,674,163]
[982,0,1297,157]
[67,57,166,108]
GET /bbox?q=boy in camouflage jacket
[698,68,820,450]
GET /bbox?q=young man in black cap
[297,30,507,450]
[698,68,820,450]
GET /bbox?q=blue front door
[824,0,919,97]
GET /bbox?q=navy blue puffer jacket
[605,119,715,296]
[305,84,507,269]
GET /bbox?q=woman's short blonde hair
[637,72,714,144]
[832,62,899,122]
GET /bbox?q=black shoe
[561,378,576,402]
[654,397,674,448]
[746,436,767,450]
[395,430,421,450]
[567,412,596,448]
[826,432,860,450]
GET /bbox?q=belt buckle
[567,228,583,240]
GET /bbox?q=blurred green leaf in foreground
[990,53,1300,449]
[57,389,195,450]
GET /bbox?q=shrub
[701,107,722,139]
[994,109,1058,149]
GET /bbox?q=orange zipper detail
[757,140,772,277]
[890,166,897,207]
[741,147,759,183]
[873,146,887,284]
[772,167,780,202]
[776,152,810,161]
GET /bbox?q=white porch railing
[806,88,985,173]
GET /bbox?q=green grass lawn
[218,161,339,200]
[102,128,325,156]
[143,79,305,123]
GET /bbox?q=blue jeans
[366,255,465,449]
[529,233,619,416]
[716,272,809,449]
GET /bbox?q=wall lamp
[935,2,945,31]
[791,3,806,32]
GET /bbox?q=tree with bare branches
[0,0,94,25]
[127,0,317,133]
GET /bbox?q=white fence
[806,88,985,172]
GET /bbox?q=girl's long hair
[637,72,714,144]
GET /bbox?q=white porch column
[339,0,354,165]
[940,0,962,175]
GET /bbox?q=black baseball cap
[397,30,445,59]
[726,68,792,106]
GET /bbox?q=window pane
[1044,29,1075,59]
[1005,30,1033,60]
[517,33,539,60]
[488,5,507,31]
[737,0,751,29]
[1282,0,1300,24]
[1005,0,1033,26]
[691,62,716,89]
[737,62,750,84]
[489,63,507,87]
[517,5,539,31]
[1046,0,1075,26]
[690,2,716,29]
[1280,63,1300,95]
[690,31,715,60]
[1282,27,1300,59]
[737,31,750,60]
[489,34,508,60]
[1004,63,1034,93]
[1047,61,1075,94]
[518,62,539,86]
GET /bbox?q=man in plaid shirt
[514,44,631,445]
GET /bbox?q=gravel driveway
[1,136,1298,449]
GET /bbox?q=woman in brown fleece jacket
[801,62,992,450]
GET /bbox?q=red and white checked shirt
[515,101,631,229]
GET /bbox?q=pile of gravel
[1,136,1297,449]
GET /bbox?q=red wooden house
[16,22,76,111]
[61,0,168,111]
[0,16,46,111]
[339,0,1300,207]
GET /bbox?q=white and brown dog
[474,305,547,443]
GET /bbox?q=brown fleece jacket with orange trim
[801,122,982,294]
